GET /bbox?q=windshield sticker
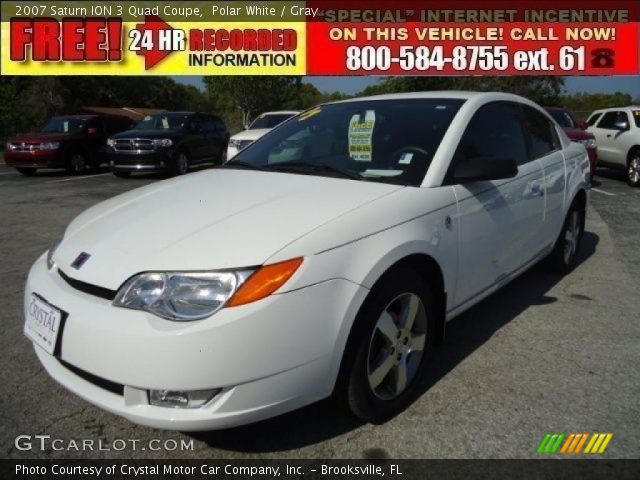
[349,110,376,162]
[298,106,322,122]
[161,117,169,129]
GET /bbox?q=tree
[204,76,300,128]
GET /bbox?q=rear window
[633,110,640,127]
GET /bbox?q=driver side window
[455,102,528,167]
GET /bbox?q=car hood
[562,127,594,141]
[230,128,271,141]
[111,129,183,139]
[9,132,78,143]
[56,170,403,290]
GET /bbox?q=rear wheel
[65,152,87,175]
[548,200,585,274]
[337,269,434,422]
[16,168,37,176]
[627,152,640,187]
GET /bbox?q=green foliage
[558,91,634,119]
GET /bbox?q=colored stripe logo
[537,433,613,454]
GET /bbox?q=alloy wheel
[563,210,581,265]
[628,157,640,186]
[70,153,86,174]
[367,292,427,400]
[178,153,189,174]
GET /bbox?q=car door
[591,110,629,166]
[522,105,567,243]
[450,102,546,308]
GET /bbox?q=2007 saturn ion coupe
[25,92,590,431]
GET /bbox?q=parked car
[586,106,640,187]
[5,115,133,176]
[25,92,589,431]
[545,106,597,177]
[107,112,229,177]
[226,110,300,160]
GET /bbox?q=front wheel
[65,152,87,175]
[627,154,640,187]
[338,269,434,422]
[547,202,585,274]
[169,151,190,176]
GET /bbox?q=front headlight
[152,138,173,147]
[106,138,116,148]
[113,258,303,321]
[113,271,252,321]
[6,142,16,151]
[46,235,64,270]
[39,142,60,150]
[578,139,597,149]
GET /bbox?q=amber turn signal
[227,258,303,307]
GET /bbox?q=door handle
[606,134,612,138]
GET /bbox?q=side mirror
[452,157,518,183]
[578,121,589,130]
[614,120,629,131]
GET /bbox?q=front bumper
[108,150,172,172]
[25,255,367,430]
[5,150,63,168]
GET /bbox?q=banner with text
[1,0,638,75]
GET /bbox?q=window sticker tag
[63,121,69,132]
[161,117,169,129]
[398,152,414,165]
[349,110,376,162]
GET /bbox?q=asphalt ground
[0,164,638,460]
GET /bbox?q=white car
[226,110,300,160]
[586,106,640,186]
[25,92,590,431]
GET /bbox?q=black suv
[107,112,229,177]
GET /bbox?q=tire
[547,200,585,275]
[112,170,131,178]
[626,152,640,187]
[16,168,37,176]
[337,268,435,422]
[65,152,87,175]
[169,150,190,176]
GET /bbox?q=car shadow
[188,232,599,453]
[591,167,627,186]
[18,166,112,178]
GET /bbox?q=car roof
[260,110,301,115]
[53,114,97,119]
[328,91,541,106]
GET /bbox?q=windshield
[249,113,296,130]
[231,99,464,186]
[135,113,191,130]
[40,117,87,133]
[548,109,577,128]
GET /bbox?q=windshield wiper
[218,160,266,171]
[266,161,362,180]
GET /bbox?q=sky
[175,76,640,97]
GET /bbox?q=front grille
[10,143,40,152]
[60,360,125,396]
[113,138,155,152]
[58,269,117,301]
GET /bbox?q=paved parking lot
[0,164,638,459]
